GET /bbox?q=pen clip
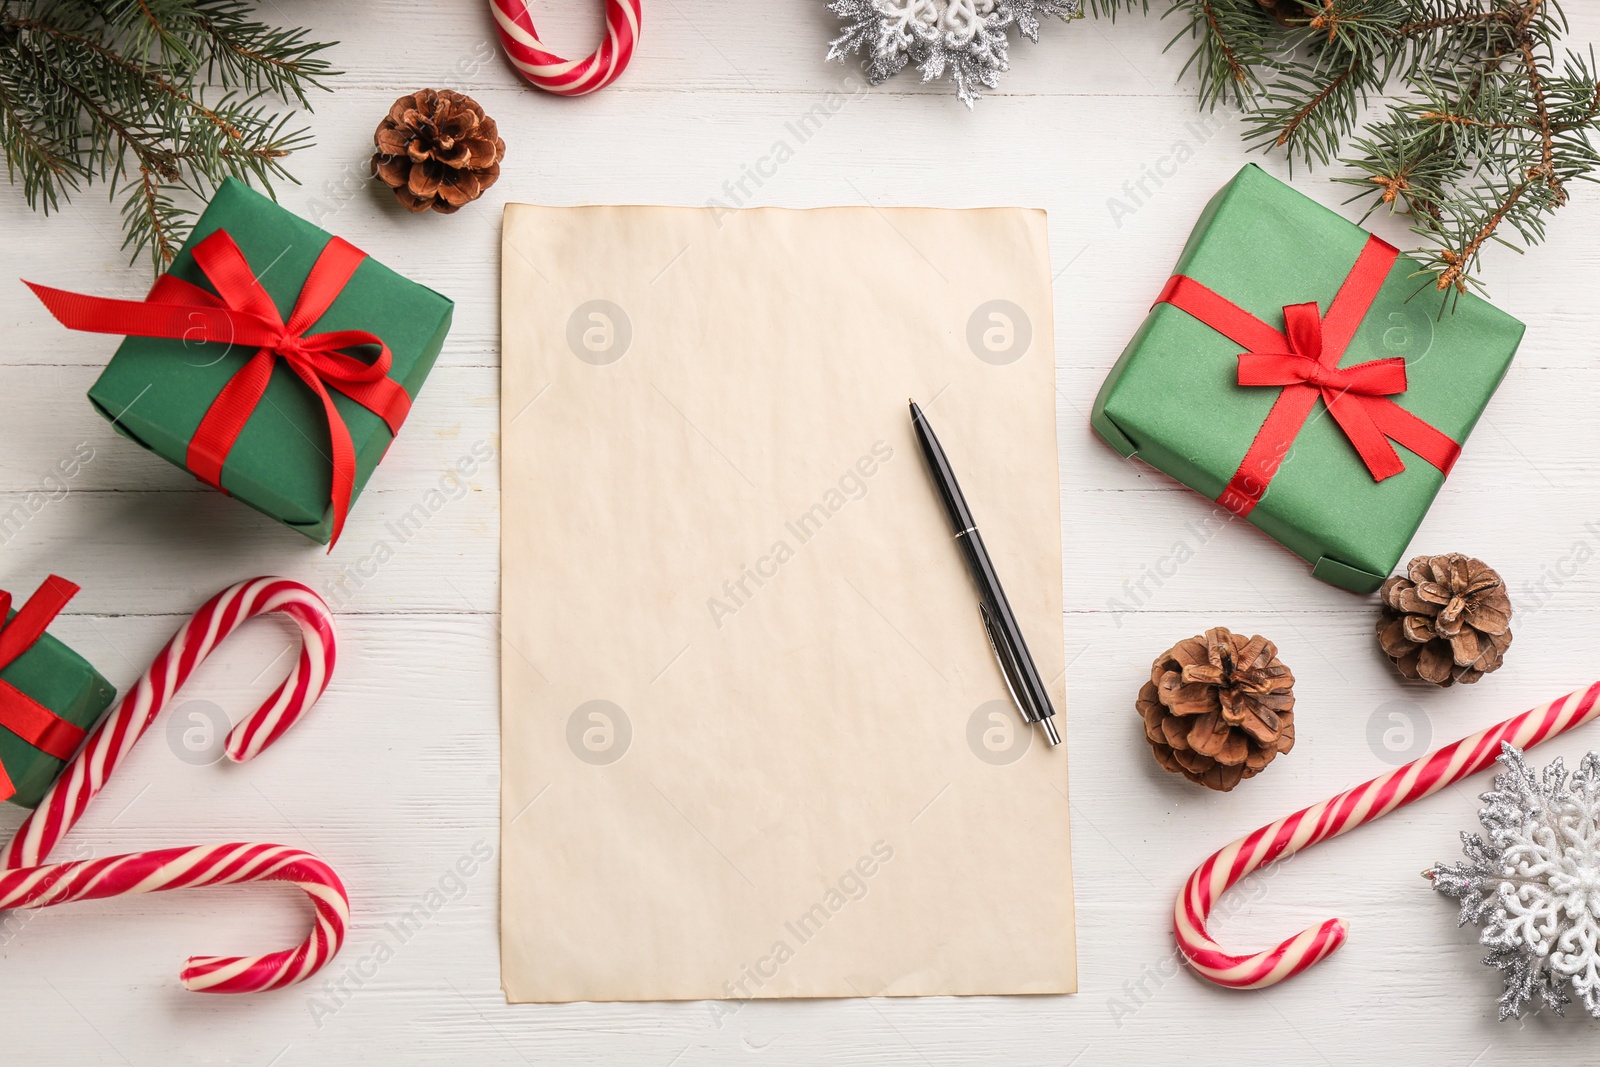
[980,602,1038,726]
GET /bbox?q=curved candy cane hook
[0,577,347,994]
[1176,681,1600,988]
[490,0,642,96]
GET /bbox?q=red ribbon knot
[277,336,313,359]
[25,231,413,545]
[1154,235,1462,518]
[1234,300,1415,483]
[0,576,90,803]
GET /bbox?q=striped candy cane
[1176,680,1600,988]
[0,577,348,994]
[490,0,642,96]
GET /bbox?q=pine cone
[1254,0,1299,27]
[372,89,505,214]
[1136,628,1296,792]
[1377,554,1512,687]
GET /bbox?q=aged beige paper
[500,204,1073,1003]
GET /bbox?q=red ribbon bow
[1155,235,1461,518]
[0,577,90,803]
[26,231,412,545]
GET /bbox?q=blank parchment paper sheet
[499,204,1075,1003]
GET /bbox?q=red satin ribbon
[1155,235,1461,518]
[26,231,412,545]
[0,577,90,802]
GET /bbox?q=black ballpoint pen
[910,400,1061,747]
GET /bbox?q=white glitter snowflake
[1430,743,1600,1020]
[826,0,1081,107]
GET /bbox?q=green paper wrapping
[1091,164,1524,593]
[0,613,115,809]
[86,178,455,544]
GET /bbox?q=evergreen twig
[1090,0,1600,297]
[0,0,336,273]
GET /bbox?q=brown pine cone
[1136,628,1295,792]
[372,89,505,214]
[1377,553,1512,687]
[1254,0,1299,27]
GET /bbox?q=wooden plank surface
[4,2,1600,1063]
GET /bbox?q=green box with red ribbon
[29,178,454,546]
[0,576,115,809]
[1091,164,1524,594]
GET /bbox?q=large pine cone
[372,89,505,214]
[1136,628,1296,792]
[1377,553,1512,686]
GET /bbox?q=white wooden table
[5,3,1600,1063]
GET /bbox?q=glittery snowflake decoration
[826,0,1081,108]
[1430,743,1600,1020]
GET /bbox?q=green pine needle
[0,0,337,273]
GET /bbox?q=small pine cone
[1136,627,1295,792]
[372,89,505,214]
[1254,0,1299,27]
[1377,553,1512,687]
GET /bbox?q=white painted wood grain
[4,2,1600,1063]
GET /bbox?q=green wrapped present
[1091,164,1524,593]
[27,177,454,545]
[0,576,115,809]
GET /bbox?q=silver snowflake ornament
[826,0,1082,108]
[1430,742,1600,1020]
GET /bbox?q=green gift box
[0,576,116,809]
[1091,164,1524,593]
[74,178,454,544]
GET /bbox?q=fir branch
[1397,11,1503,37]
[1518,36,1559,188]
[1285,61,1358,140]
[1095,0,1600,296]
[1438,178,1530,290]
[1198,0,1252,94]
[1174,0,1274,109]
[188,3,335,106]
[1417,111,1523,128]
[0,0,337,272]
[12,34,176,181]
[125,162,185,267]
[10,15,242,139]
[0,68,82,208]
[1246,57,1367,165]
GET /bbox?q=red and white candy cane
[490,0,642,96]
[1176,680,1600,988]
[0,577,347,994]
